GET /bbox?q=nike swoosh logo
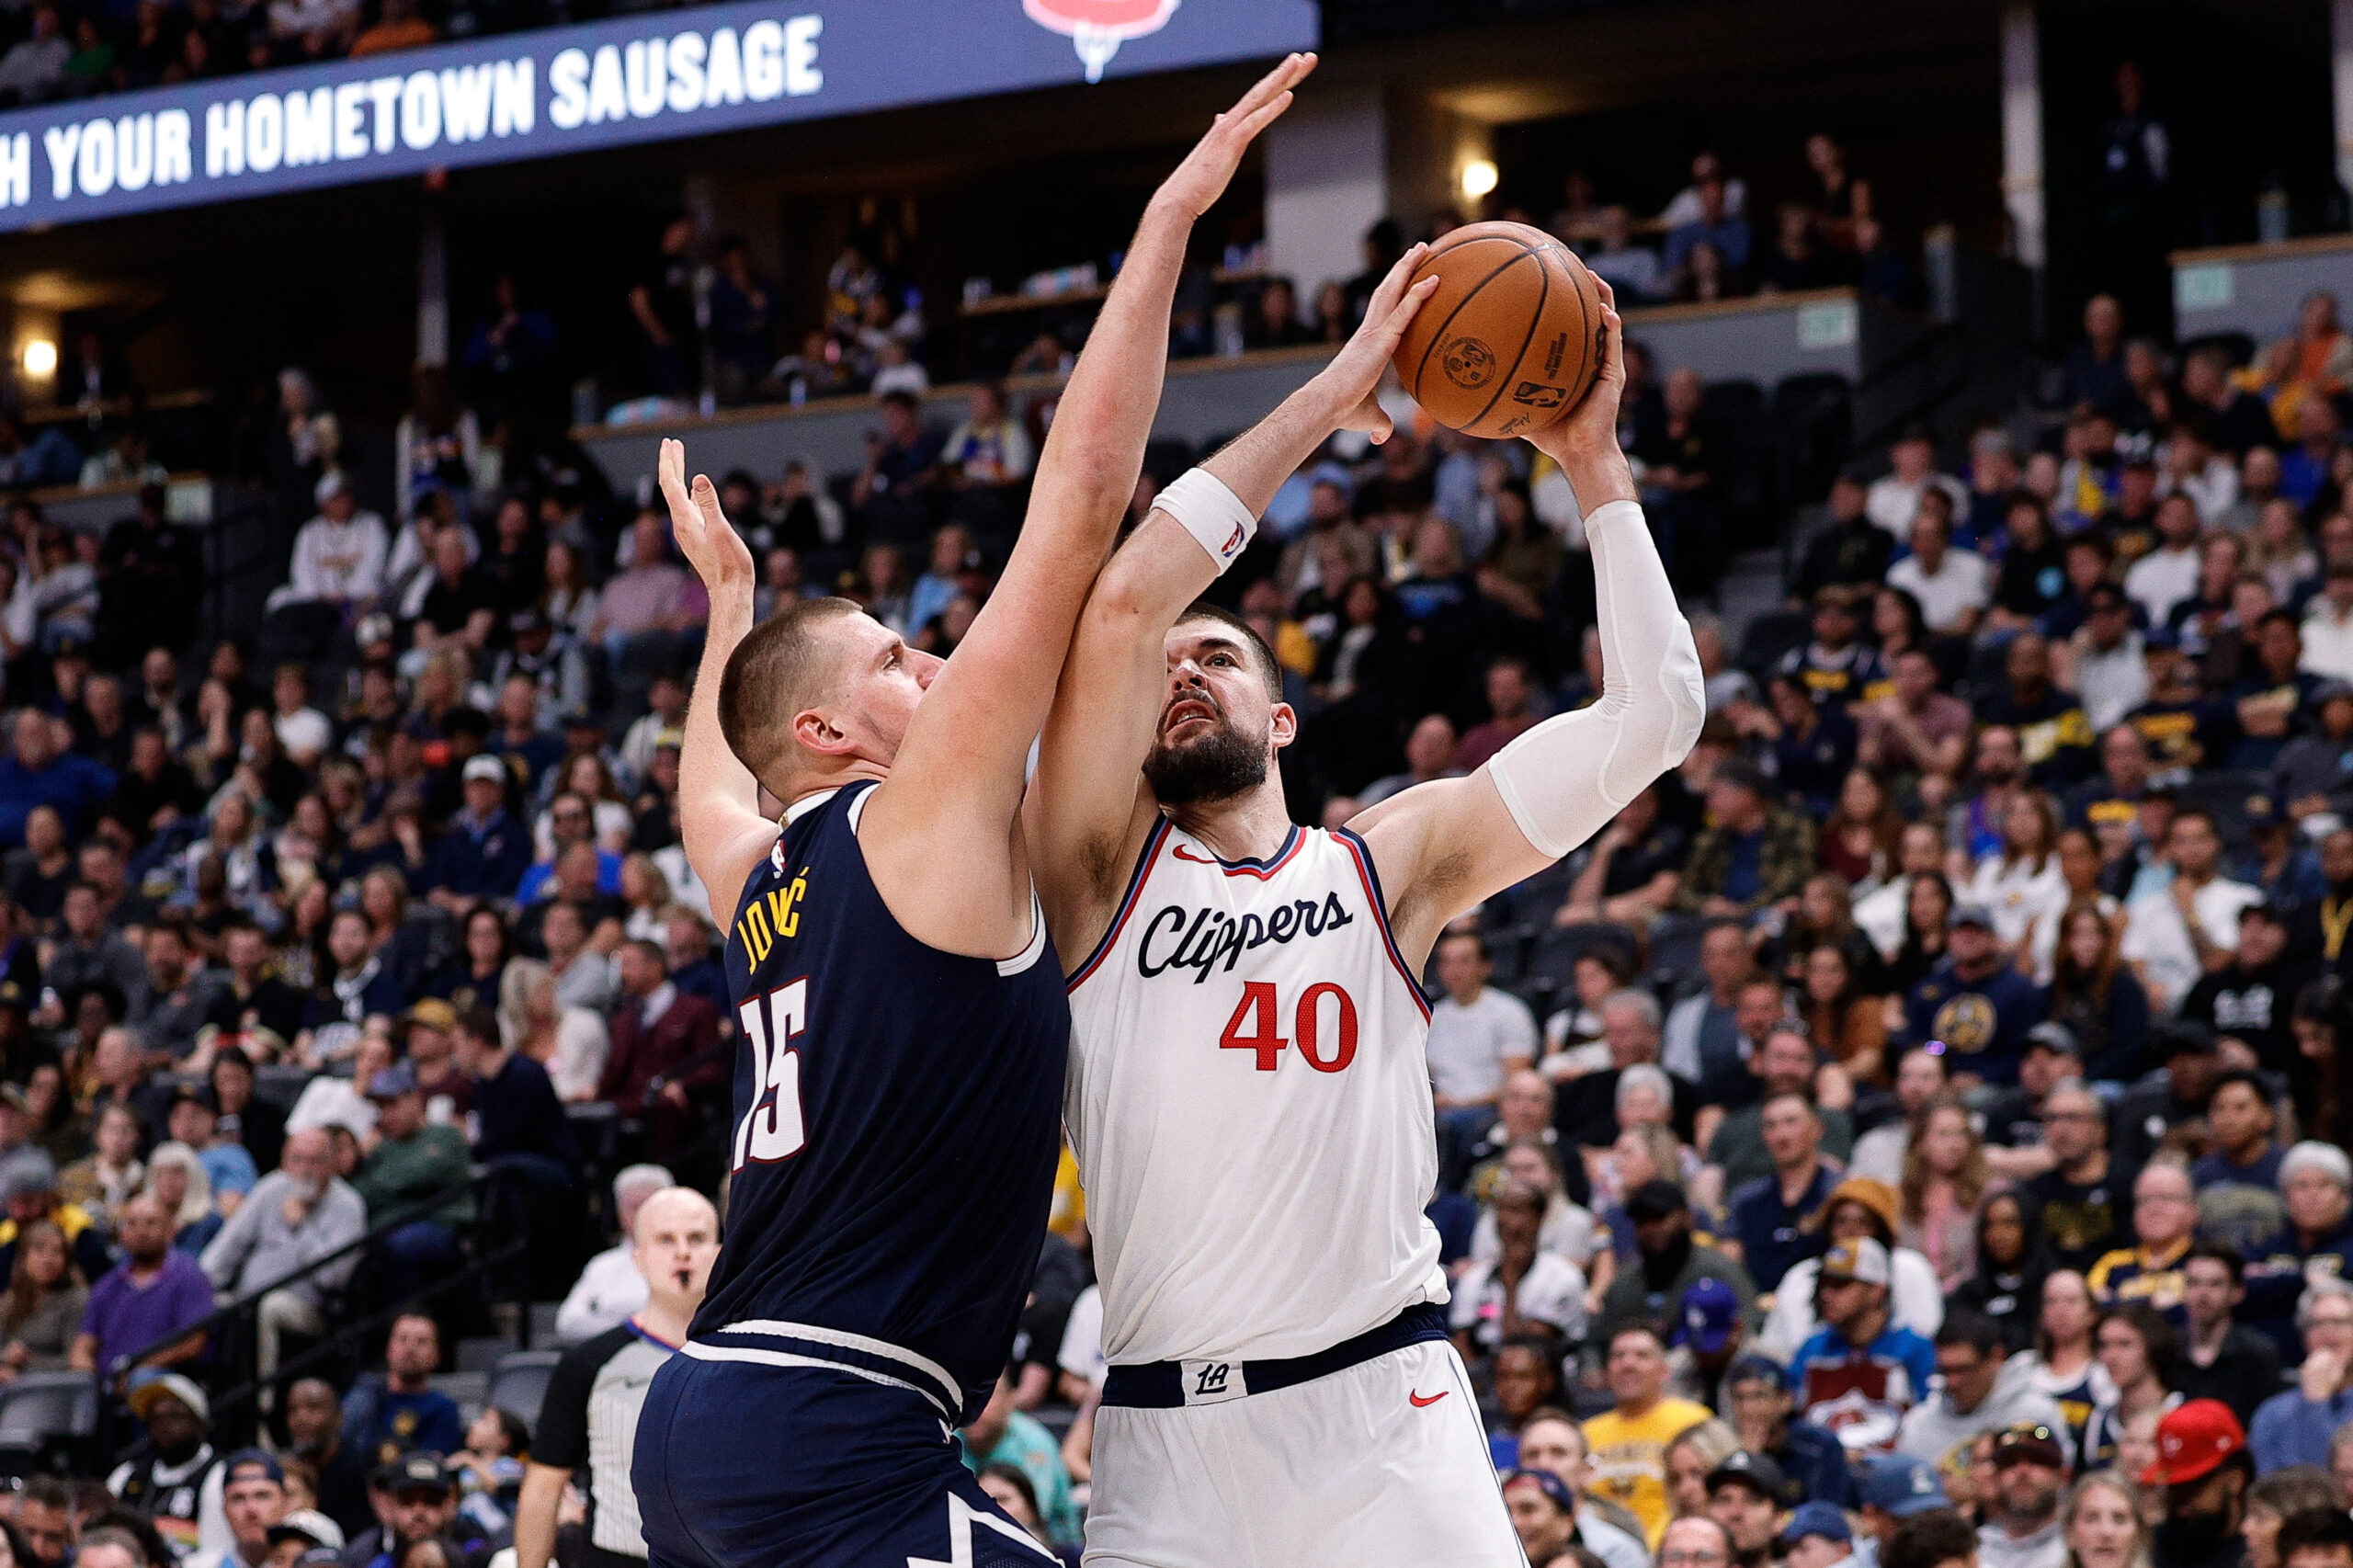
[1170,846,1218,864]
[1409,1390,1449,1408]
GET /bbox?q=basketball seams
[1464,240,1552,433]
[1556,244,1596,426]
[1408,239,1541,408]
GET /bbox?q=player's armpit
[688,817,787,937]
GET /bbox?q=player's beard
[1143,717,1268,806]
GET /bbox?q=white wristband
[1154,468,1258,574]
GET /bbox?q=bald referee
[517,1188,718,1568]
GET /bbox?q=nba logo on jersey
[1022,0,1179,82]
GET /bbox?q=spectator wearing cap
[2241,796,2330,913]
[266,1512,347,1565]
[73,1190,211,1386]
[108,1369,229,1556]
[0,1150,114,1283]
[1708,1450,1790,1568]
[2248,1278,2353,1474]
[485,611,591,735]
[1451,1178,1588,1357]
[2143,1399,2252,1568]
[1897,1310,2075,1473]
[343,1316,465,1473]
[2276,686,2353,824]
[2062,585,2151,733]
[1675,759,1818,919]
[0,710,116,847]
[1722,1353,1857,1507]
[2086,1161,2199,1322]
[596,940,722,1164]
[424,757,530,907]
[2243,1143,2353,1353]
[1857,1452,1949,1551]
[266,475,389,661]
[552,1165,672,1342]
[188,1451,289,1568]
[1500,1468,1579,1565]
[199,1128,366,1387]
[351,1065,473,1302]
[1976,1023,2080,1162]
[1582,1324,1715,1547]
[1789,1238,1938,1456]
[402,1002,472,1127]
[1904,903,2044,1085]
[1594,1179,1757,1351]
[1666,1278,1748,1412]
[1972,1422,2069,1568]
[1759,1176,1944,1366]
[520,1187,716,1568]
[339,1452,492,1568]
[1784,1501,1857,1568]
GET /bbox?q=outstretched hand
[1152,52,1315,220]
[1527,277,1636,506]
[1313,243,1439,444]
[657,437,755,591]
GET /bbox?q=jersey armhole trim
[997,893,1049,977]
[1331,825,1434,1023]
[1066,817,1173,993]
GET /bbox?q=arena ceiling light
[18,339,54,378]
[1460,158,1498,199]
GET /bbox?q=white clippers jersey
[1065,818,1449,1367]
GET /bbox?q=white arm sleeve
[1485,499,1704,860]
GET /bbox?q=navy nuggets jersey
[688,780,1066,1425]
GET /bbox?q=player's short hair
[1172,602,1282,701]
[2277,1508,2353,1567]
[1884,1510,1978,1568]
[718,597,864,787]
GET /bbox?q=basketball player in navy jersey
[628,54,1320,1568]
[1031,267,1705,1563]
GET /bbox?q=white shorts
[1082,1339,1526,1568]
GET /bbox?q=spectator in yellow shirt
[1583,1323,1718,1547]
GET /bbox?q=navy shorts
[633,1349,1059,1568]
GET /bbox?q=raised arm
[657,437,779,930]
[858,54,1315,954]
[1030,250,1438,960]
[1353,281,1706,967]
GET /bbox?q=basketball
[1392,221,1607,439]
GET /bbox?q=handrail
[103,1168,494,1384]
[90,1162,531,1461]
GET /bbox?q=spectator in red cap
[2143,1399,2252,1568]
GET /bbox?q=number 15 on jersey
[733,979,808,1170]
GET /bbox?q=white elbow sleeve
[1488,500,1705,860]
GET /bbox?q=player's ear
[790,706,855,758]
[1269,702,1298,751]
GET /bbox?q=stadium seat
[1772,372,1855,506]
[1738,610,1810,680]
[255,1065,316,1111]
[0,1374,96,1449]
[487,1350,563,1428]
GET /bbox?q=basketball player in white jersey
[1028,255,1704,1564]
